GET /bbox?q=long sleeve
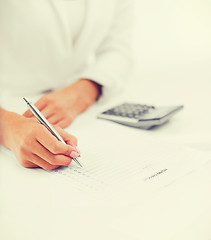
[77,0,134,101]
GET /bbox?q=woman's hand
[1,110,79,170]
[23,79,101,128]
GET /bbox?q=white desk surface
[1,66,211,240]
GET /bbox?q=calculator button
[102,103,156,119]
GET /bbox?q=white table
[1,69,211,240]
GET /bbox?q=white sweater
[0,0,134,101]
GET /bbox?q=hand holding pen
[1,99,81,170]
[23,97,82,168]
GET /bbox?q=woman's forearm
[0,107,10,146]
[0,108,17,148]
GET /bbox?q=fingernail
[75,146,81,155]
[70,151,80,159]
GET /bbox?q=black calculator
[97,103,184,129]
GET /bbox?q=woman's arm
[23,79,101,129]
[77,0,134,99]
[23,0,133,129]
[0,107,79,170]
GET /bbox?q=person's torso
[0,0,85,95]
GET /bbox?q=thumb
[56,127,78,147]
[23,109,33,118]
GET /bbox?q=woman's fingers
[47,114,63,125]
[35,125,75,156]
[33,141,72,166]
[5,112,78,170]
[23,98,48,118]
[38,106,55,119]
[22,116,79,169]
[21,160,39,168]
[54,118,73,129]
[56,127,78,147]
[22,109,79,169]
[26,153,60,171]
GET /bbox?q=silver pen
[23,97,82,168]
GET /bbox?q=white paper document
[111,159,211,240]
[51,123,211,196]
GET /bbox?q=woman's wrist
[62,78,102,115]
[79,79,102,100]
[0,108,20,149]
[74,79,102,102]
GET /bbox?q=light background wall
[130,0,211,105]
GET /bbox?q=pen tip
[79,163,83,168]
[77,162,83,168]
[73,158,83,168]
[23,97,30,105]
